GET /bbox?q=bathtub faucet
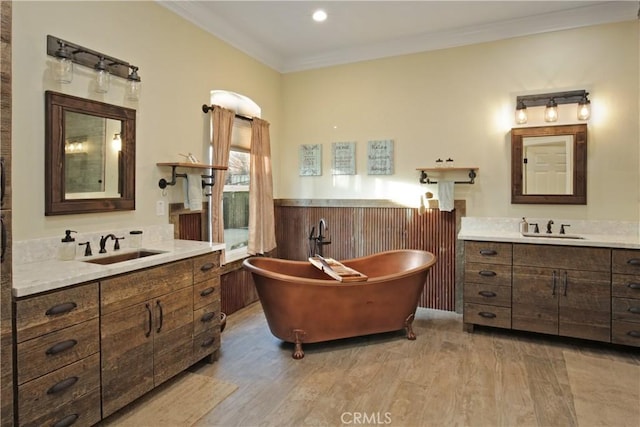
[308,218,331,257]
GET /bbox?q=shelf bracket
[419,169,477,185]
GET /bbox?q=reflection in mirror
[511,124,587,205]
[46,91,136,215]
[522,134,573,195]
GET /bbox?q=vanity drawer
[193,252,221,284]
[513,244,610,271]
[465,241,512,265]
[193,329,220,363]
[612,297,640,323]
[194,300,221,336]
[465,262,512,287]
[612,320,640,347]
[18,353,100,426]
[612,274,640,298]
[612,249,640,275]
[21,385,101,427]
[15,282,99,343]
[17,318,99,385]
[463,303,511,329]
[194,277,221,310]
[464,283,511,307]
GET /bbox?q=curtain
[210,105,235,263]
[248,117,276,255]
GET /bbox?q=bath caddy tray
[309,256,368,282]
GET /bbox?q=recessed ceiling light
[312,9,327,22]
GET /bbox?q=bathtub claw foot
[405,313,416,340]
[292,329,306,359]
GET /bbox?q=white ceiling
[158,1,638,73]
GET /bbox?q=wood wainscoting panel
[274,200,460,311]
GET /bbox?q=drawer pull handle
[47,376,79,394]
[478,270,496,277]
[46,339,77,356]
[628,307,640,314]
[52,413,79,427]
[45,302,77,316]
[200,262,215,272]
[627,258,640,266]
[200,287,215,297]
[627,330,640,338]
[479,249,497,256]
[478,312,496,319]
[201,337,215,347]
[201,312,216,322]
[627,283,640,290]
[478,291,496,298]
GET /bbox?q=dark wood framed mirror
[45,91,136,215]
[511,124,587,204]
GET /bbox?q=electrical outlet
[156,200,165,216]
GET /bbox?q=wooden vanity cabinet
[100,258,194,417]
[463,241,513,331]
[512,244,611,342]
[611,249,640,347]
[14,282,101,427]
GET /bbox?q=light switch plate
[156,200,165,216]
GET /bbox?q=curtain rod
[201,104,253,122]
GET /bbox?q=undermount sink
[521,232,584,240]
[83,249,167,265]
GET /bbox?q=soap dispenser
[59,230,77,261]
[519,217,529,234]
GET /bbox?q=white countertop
[13,240,225,298]
[459,217,640,249]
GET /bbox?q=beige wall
[280,21,639,221]
[11,3,639,241]
[12,1,282,240]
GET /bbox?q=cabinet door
[153,287,193,385]
[512,266,558,334]
[101,302,154,417]
[559,270,611,342]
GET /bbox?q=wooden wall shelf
[157,163,228,189]
[416,167,478,184]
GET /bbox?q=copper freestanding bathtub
[242,250,437,359]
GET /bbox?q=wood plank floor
[108,302,640,426]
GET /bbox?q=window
[223,118,251,259]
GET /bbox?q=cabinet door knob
[45,302,77,316]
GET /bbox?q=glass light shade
[54,57,73,84]
[544,99,558,122]
[515,103,527,124]
[112,134,122,151]
[95,69,110,93]
[577,100,591,121]
[126,79,141,101]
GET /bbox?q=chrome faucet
[546,220,554,234]
[99,234,117,253]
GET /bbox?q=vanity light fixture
[112,133,122,151]
[46,35,142,100]
[515,90,590,124]
[312,9,327,22]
